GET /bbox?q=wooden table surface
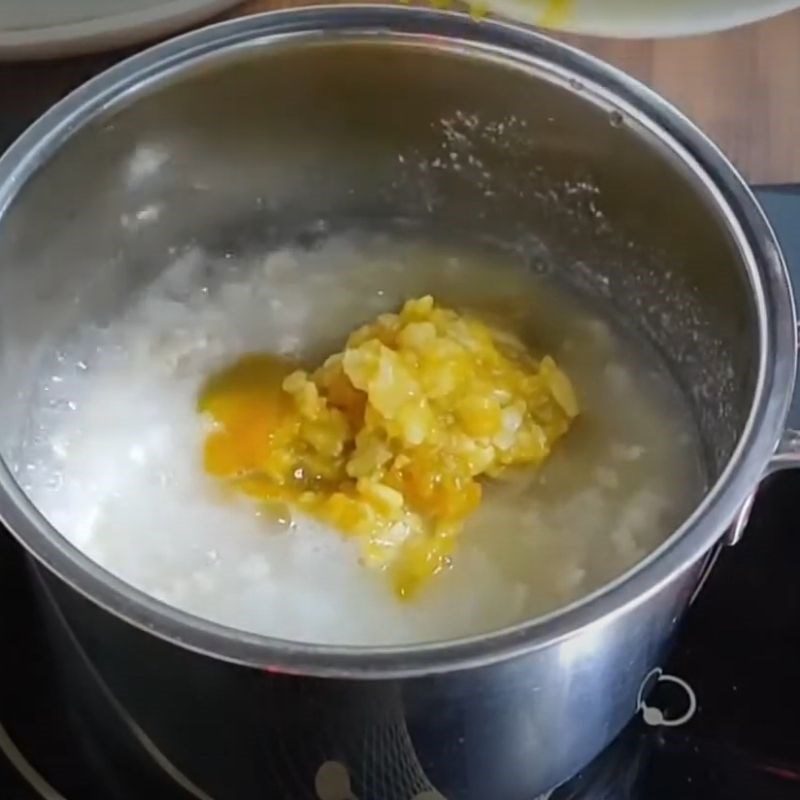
[229,1,800,185]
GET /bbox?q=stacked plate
[0,0,241,58]
[499,0,800,37]
[3,2,800,71]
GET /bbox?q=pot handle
[768,320,800,475]
[725,327,800,546]
[768,428,800,474]
[726,430,799,547]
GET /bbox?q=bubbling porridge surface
[19,233,704,645]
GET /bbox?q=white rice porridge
[18,232,704,645]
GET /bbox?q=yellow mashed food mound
[199,295,578,598]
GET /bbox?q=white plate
[4,0,799,61]
[488,0,800,37]
[0,0,242,60]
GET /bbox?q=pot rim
[0,5,794,678]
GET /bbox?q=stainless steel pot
[0,7,798,799]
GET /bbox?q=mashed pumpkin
[199,296,578,598]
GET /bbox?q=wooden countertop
[230,1,800,185]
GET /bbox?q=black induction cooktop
[2,65,800,799]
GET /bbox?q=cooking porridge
[19,232,704,645]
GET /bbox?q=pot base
[3,461,800,798]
